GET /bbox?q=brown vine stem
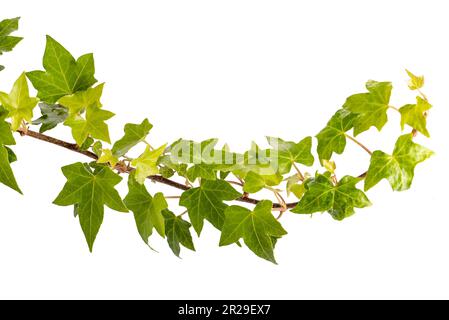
[344,134,373,156]
[17,129,299,209]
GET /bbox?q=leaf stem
[292,163,305,181]
[345,134,373,156]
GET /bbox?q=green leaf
[179,179,241,235]
[131,144,167,184]
[343,80,392,136]
[0,17,23,70]
[266,136,314,174]
[316,109,357,161]
[64,105,114,145]
[186,163,217,182]
[163,209,195,257]
[0,106,15,145]
[112,119,153,157]
[0,73,39,131]
[219,200,287,264]
[26,35,97,103]
[32,103,68,133]
[92,141,103,157]
[291,173,371,221]
[365,134,434,191]
[406,69,424,91]
[0,145,22,193]
[243,171,265,193]
[97,149,119,167]
[53,162,128,252]
[124,174,168,244]
[285,174,305,199]
[79,136,95,151]
[59,83,104,115]
[399,96,431,137]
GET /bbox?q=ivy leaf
[163,209,195,257]
[242,171,282,194]
[32,103,68,133]
[266,136,314,174]
[92,141,103,157]
[124,175,168,245]
[186,163,217,182]
[399,96,431,137]
[112,119,153,157]
[285,174,305,199]
[291,173,371,221]
[64,105,114,145]
[58,83,104,115]
[0,106,15,145]
[0,17,23,70]
[26,35,97,103]
[0,73,39,131]
[316,109,357,161]
[406,69,424,91]
[131,144,167,184]
[97,149,119,167]
[219,200,287,264]
[343,80,392,136]
[179,179,241,235]
[0,145,22,193]
[53,162,128,252]
[365,134,434,191]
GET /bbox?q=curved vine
[0,18,434,263]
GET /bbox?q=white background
[1,0,448,299]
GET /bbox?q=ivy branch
[0,17,434,263]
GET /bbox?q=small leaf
[399,96,431,137]
[406,69,424,91]
[220,201,287,264]
[112,119,153,157]
[243,171,266,193]
[291,173,371,221]
[131,144,167,184]
[163,209,195,257]
[59,83,104,115]
[365,134,434,191]
[186,163,217,182]
[0,106,15,145]
[92,141,102,157]
[124,174,168,244]
[26,36,96,103]
[343,80,392,136]
[53,162,128,252]
[97,149,119,167]
[32,103,68,133]
[322,160,336,173]
[64,105,114,145]
[0,17,23,71]
[0,73,39,131]
[266,136,314,174]
[179,179,241,235]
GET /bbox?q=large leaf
[365,134,434,191]
[179,179,241,235]
[343,80,392,136]
[112,119,153,157]
[291,173,371,221]
[124,174,168,245]
[26,36,97,103]
[0,73,39,131]
[316,109,357,162]
[219,200,287,263]
[53,163,128,251]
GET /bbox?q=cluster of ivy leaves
[0,17,434,263]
